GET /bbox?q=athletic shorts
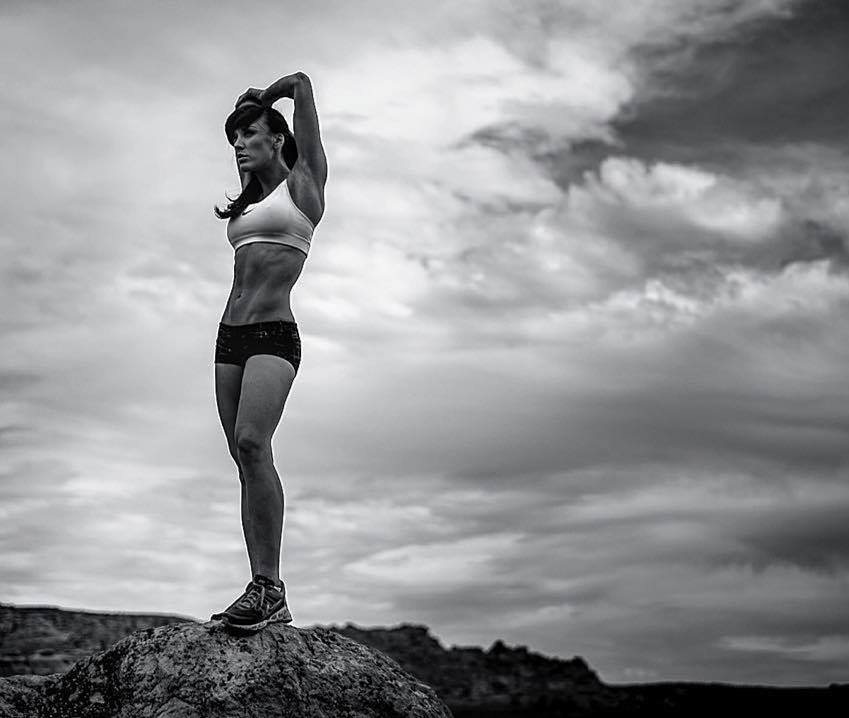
[214,320,301,374]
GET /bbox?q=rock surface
[0,674,52,717]
[0,618,452,718]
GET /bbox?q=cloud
[2,0,848,687]
[720,635,849,663]
[577,157,784,239]
[613,0,848,162]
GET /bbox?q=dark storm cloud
[729,502,849,572]
[777,220,849,270]
[615,0,849,165]
[500,2,849,189]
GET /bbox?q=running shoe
[213,574,293,631]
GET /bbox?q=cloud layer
[1,0,848,685]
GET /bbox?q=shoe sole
[210,590,289,622]
[219,605,293,633]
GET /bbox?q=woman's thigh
[235,354,297,448]
[215,363,244,461]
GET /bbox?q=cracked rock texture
[0,620,452,718]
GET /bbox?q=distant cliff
[330,623,619,714]
[0,602,190,677]
[2,602,847,717]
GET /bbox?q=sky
[1,0,848,687]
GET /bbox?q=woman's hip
[214,319,301,373]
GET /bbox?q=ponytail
[281,124,298,170]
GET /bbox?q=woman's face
[232,117,282,172]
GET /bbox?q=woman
[209,72,327,632]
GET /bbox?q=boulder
[0,674,52,717]
[0,619,452,718]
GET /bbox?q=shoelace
[235,580,282,610]
[235,583,266,610]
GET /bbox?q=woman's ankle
[255,573,282,588]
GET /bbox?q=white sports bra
[227,179,315,256]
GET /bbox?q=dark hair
[214,104,299,220]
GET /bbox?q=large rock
[0,674,52,717]
[0,619,452,718]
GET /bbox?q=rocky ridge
[0,614,450,718]
[332,624,614,713]
[0,603,189,677]
[2,602,848,717]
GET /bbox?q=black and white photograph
[1,1,847,715]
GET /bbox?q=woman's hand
[235,87,265,109]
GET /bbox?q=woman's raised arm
[260,72,328,185]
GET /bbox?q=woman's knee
[235,428,271,463]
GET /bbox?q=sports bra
[227,179,315,256]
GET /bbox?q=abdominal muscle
[220,242,306,325]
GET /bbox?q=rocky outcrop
[1,604,615,714]
[331,624,616,713]
[0,619,451,718]
[4,603,849,717]
[0,674,52,717]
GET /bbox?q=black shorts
[214,320,301,374]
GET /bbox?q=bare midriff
[220,242,307,325]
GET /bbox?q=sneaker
[215,574,293,632]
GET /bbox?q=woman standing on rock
[209,72,327,632]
